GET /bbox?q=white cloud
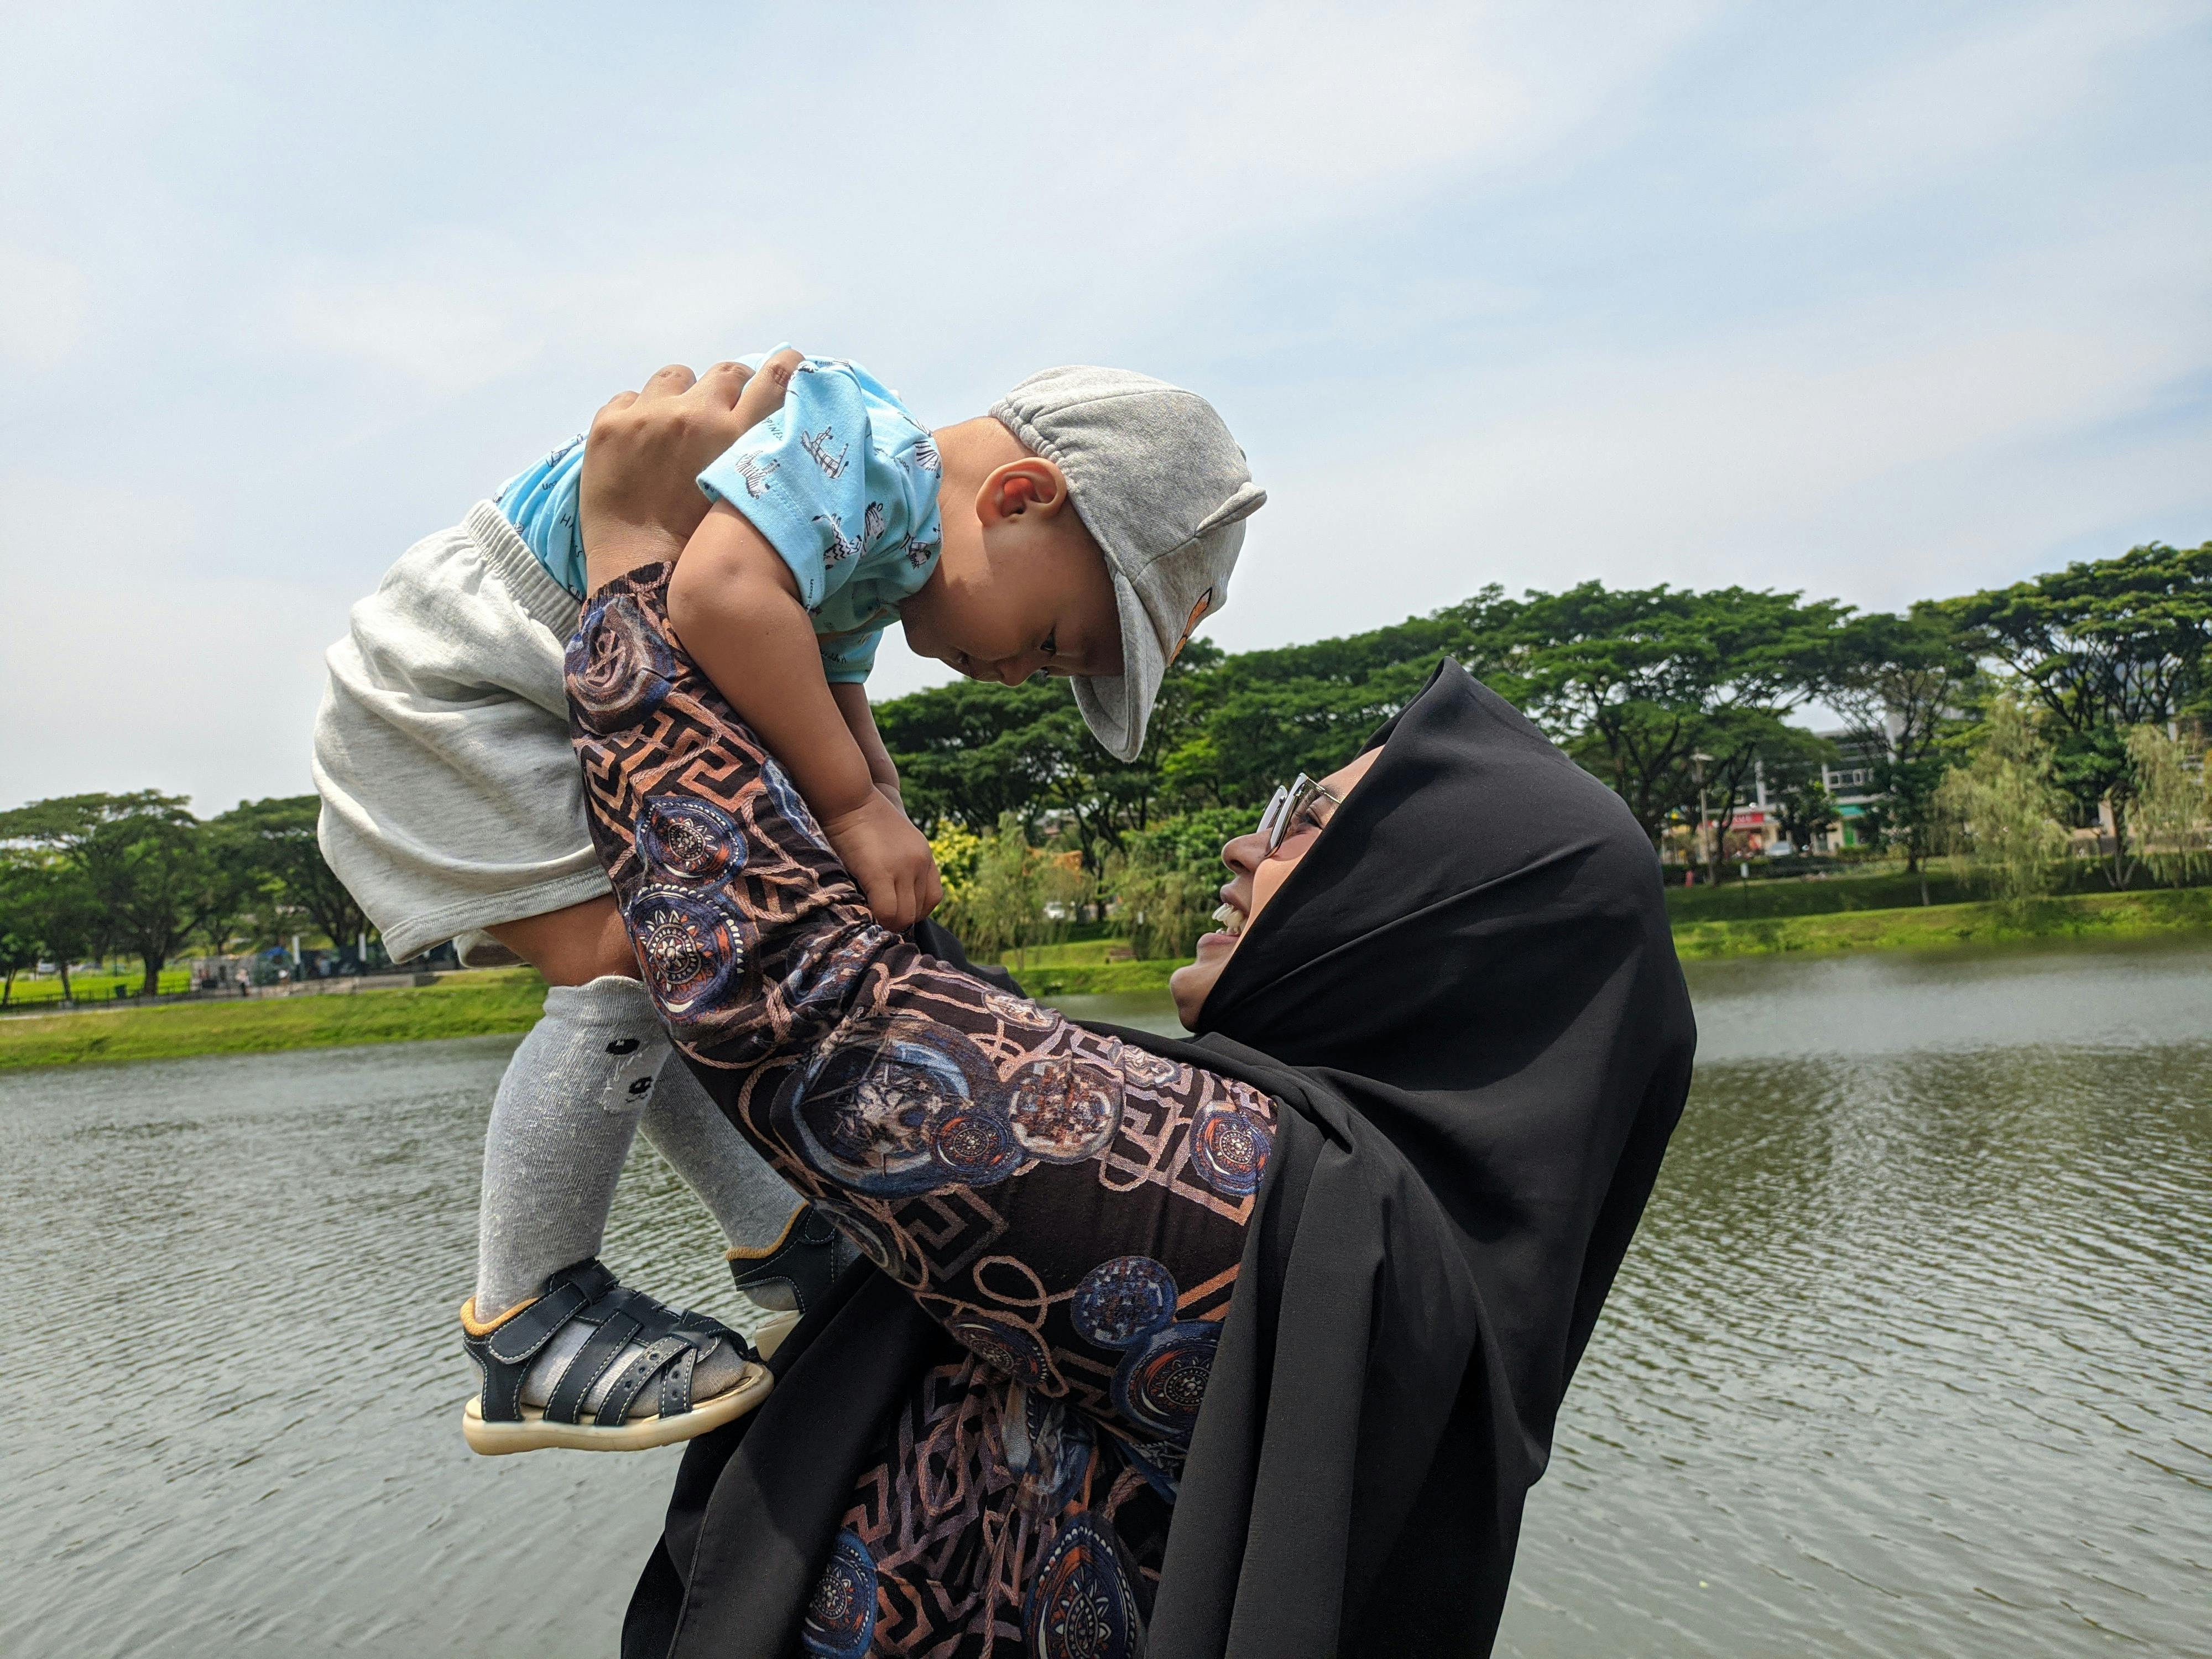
[0,474,343,812]
[1804,1,2200,196]
[273,239,813,395]
[0,249,91,368]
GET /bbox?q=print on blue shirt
[494,352,942,684]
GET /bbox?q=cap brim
[1073,564,1165,763]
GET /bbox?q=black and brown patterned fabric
[568,562,1276,1657]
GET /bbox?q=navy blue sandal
[726,1205,851,1358]
[460,1258,770,1454]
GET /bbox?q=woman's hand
[580,349,803,586]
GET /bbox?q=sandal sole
[461,1360,773,1455]
[753,1310,802,1360]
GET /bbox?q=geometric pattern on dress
[568,566,1272,1654]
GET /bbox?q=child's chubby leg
[456,896,800,1454]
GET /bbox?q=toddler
[312,348,1262,1453]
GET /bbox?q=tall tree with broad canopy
[1509,583,1846,852]
[0,792,206,997]
[214,796,371,955]
[1952,542,2212,885]
[0,857,101,1003]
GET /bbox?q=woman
[578,372,1696,1658]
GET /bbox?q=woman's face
[1168,748,1382,1028]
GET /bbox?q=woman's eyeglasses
[1256,774,1343,859]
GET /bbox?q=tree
[0,855,100,1003]
[1953,542,2212,884]
[878,594,1524,874]
[1103,805,1254,959]
[0,864,40,1005]
[0,792,206,997]
[1513,583,1844,849]
[2124,725,2209,888]
[1823,607,1980,892]
[214,796,368,954]
[936,814,1084,969]
[1934,696,2069,904]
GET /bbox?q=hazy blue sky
[4,2,2208,812]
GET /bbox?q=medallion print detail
[566,593,674,734]
[777,1014,1013,1197]
[1189,1101,1272,1197]
[935,1105,1023,1183]
[801,1527,878,1659]
[1024,1515,1144,1659]
[1072,1258,1178,1351]
[1010,1056,1123,1164]
[1114,1320,1220,1440]
[946,1312,1049,1386]
[624,886,747,1025]
[634,797,744,884]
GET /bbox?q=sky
[3,1,2208,814]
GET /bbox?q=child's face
[900,458,1124,686]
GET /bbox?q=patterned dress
[566,565,1279,1658]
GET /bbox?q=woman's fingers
[730,346,804,434]
[640,363,697,401]
[693,360,754,411]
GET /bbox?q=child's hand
[820,791,943,932]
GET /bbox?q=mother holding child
[315,348,1694,1657]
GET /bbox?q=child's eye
[1040,629,1058,658]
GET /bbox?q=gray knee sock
[473,975,671,1320]
[638,1056,801,1252]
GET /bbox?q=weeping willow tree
[1103,844,1219,961]
[2124,725,2210,888]
[933,814,1088,969]
[1934,696,2069,904]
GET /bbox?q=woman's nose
[1221,829,1267,878]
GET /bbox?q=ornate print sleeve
[566,562,1277,1466]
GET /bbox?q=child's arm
[666,504,942,930]
[829,682,903,807]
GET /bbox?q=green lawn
[0,970,547,1071]
[7,890,2208,1071]
[2,968,195,1006]
[1670,886,2212,959]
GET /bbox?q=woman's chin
[1171,936,1238,1029]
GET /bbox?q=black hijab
[623,662,1695,1658]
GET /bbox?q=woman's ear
[975,457,1069,526]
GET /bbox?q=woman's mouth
[1208,901,1246,938]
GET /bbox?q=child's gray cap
[992,367,1265,762]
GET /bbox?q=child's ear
[977,458,1068,525]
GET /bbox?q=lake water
[2,942,2206,1657]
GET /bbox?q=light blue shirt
[495,352,942,684]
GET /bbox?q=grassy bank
[3,968,195,1007]
[1008,888,2212,990]
[0,970,546,1072]
[7,891,2208,1071]
[1669,886,2212,959]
